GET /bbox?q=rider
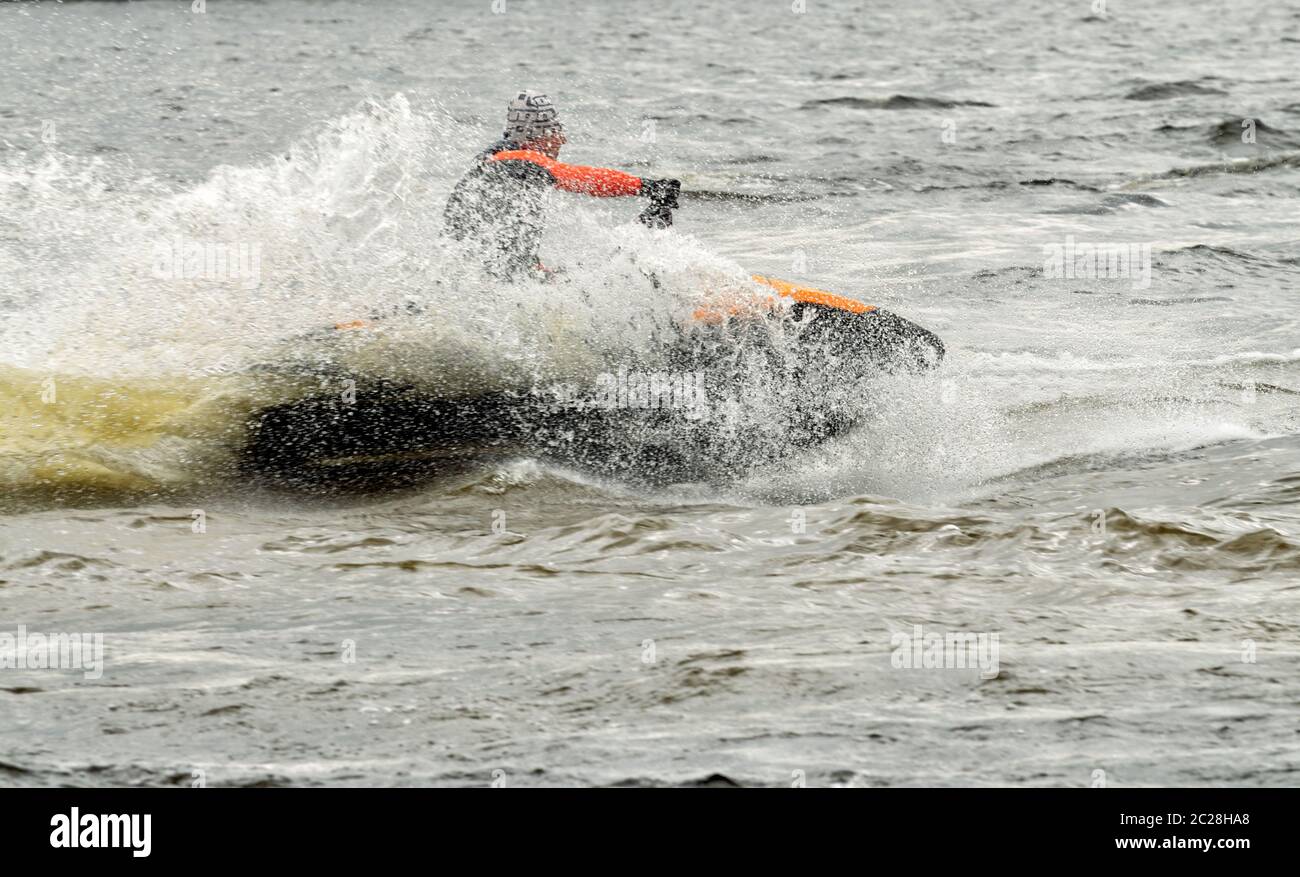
[442,91,681,279]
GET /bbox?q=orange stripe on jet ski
[334,319,373,330]
[692,276,878,323]
[750,275,877,314]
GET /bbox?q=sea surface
[1,0,1298,786]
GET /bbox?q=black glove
[638,178,680,228]
[640,178,681,210]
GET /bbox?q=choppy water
[1,0,1298,787]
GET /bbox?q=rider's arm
[490,150,644,197]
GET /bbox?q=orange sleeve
[491,150,643,197]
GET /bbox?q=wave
[916,178,1105,195]
[1096,509,1300,575]
[0,363,315,507]
[1205,118,1299,148]
[1018,178,1102,191]
[1123,80,1227,101]
[1143,152,1300,181]
[1154,243,1300,277]
[1043,192,1171,215]
[800,95,995,111]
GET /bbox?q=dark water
[1,0,1298,786]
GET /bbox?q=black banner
[2,788,1284,861]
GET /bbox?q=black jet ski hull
[241,300,944,491]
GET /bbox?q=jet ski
[241,200,945,490]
